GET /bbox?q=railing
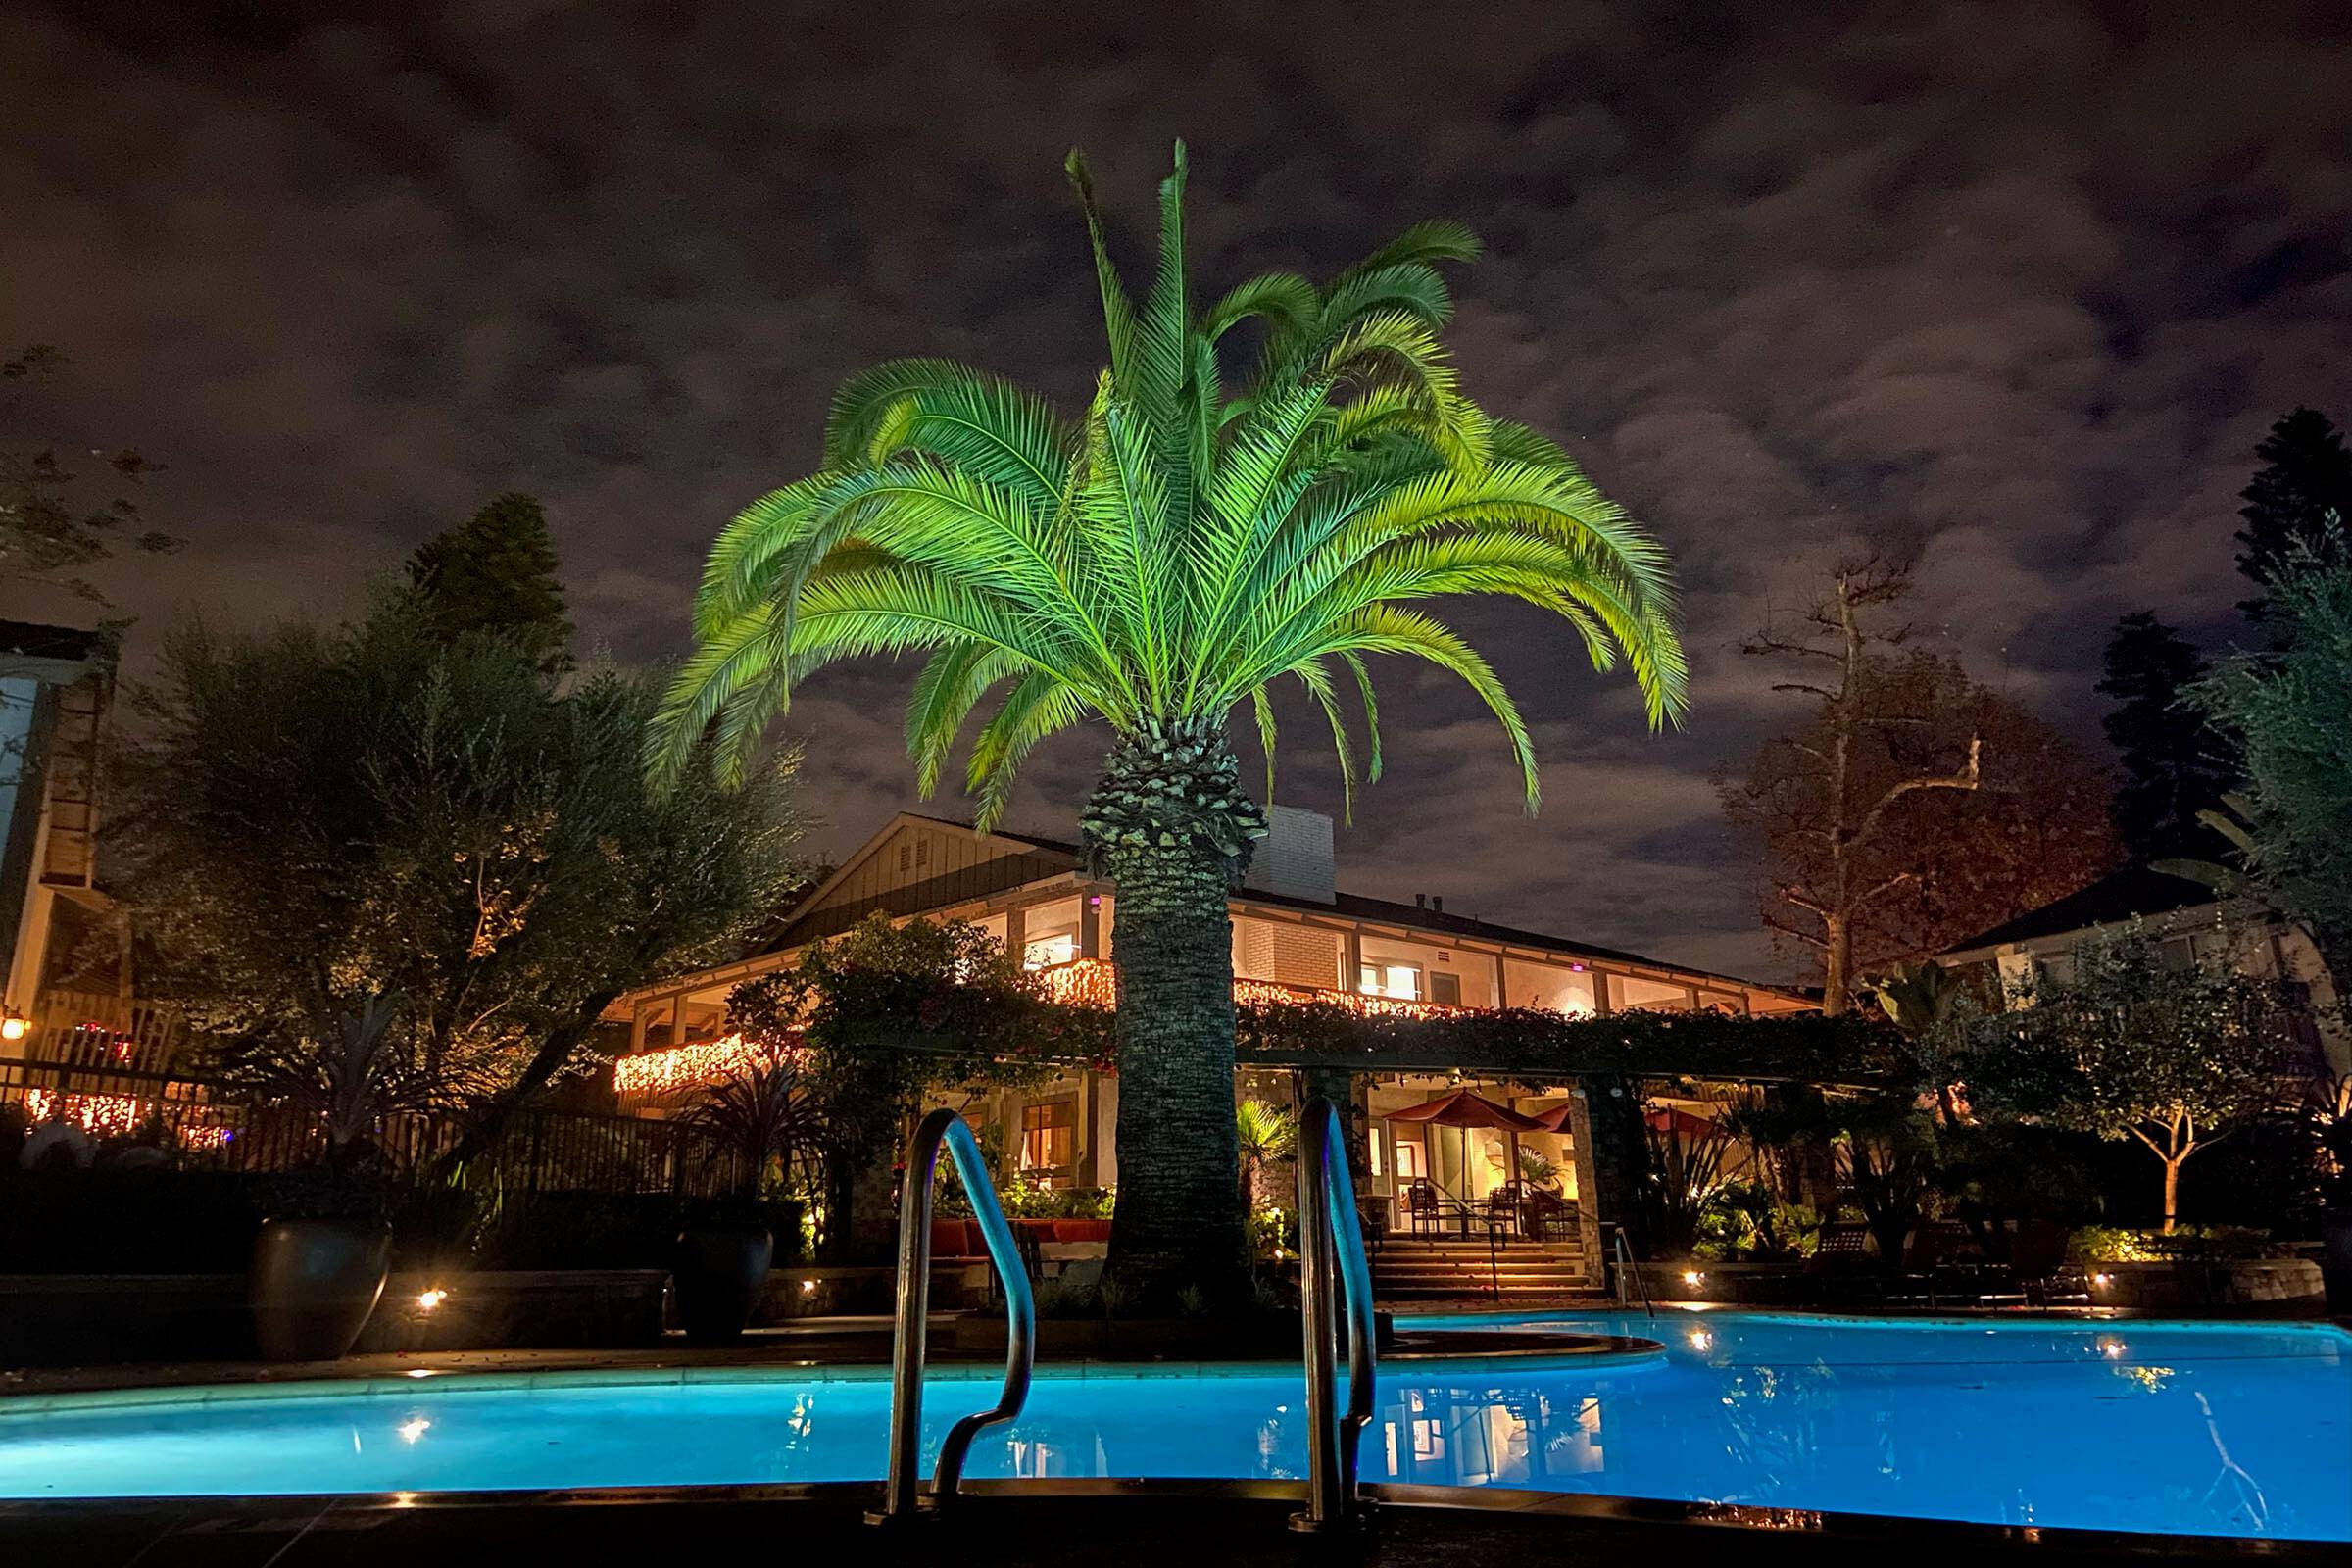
[1292,1096,1377,1533]
[869,1106,1035,1524]
[0,1056,747,1197]
[1610,1225,1655,1320]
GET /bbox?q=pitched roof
[789,812,1788,995]
[1938,863,2218,956]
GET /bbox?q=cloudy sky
[5,1,2348,979]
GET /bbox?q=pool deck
[0,1481,2330,1566]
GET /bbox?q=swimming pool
[0,1311,2344,1541]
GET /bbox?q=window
[1392,1140,1426,1181]
[1505,958,1597,1016]
[1024,929,1078,968]
[1359,961,1422,1000]
[1020,1099,1076,1177]
[1430,971,1462,1005]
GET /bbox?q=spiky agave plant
[650,144,1687,1298]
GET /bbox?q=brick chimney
[1242,805,1337,904]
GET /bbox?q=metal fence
[0,1056,746,1198]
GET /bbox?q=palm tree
[1235,1098,1298,1211]
[649,145,1688,1298]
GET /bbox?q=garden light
[1682,1269,1704,1287]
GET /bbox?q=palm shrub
[650,145,1687,1298]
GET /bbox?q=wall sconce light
[1682,1269,1705,1287]
[0,1006,28,1043]
[416,1287,449,1312]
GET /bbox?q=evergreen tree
[2096,612,2233,858]
[407,492,574,672]
[2235,408,2352,625]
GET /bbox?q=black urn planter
[249,1217,392,1362]
[673,1224,773,1343]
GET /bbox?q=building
[612,808,1810,1262]
[0,622,129,1051]
[1936,862,2348,1079]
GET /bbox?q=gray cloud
[4,0,2348,980]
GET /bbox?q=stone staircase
[1369,1233,1600,1303]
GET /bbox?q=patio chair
[1524,1188,1580,1245]
[1484,1181,1528,1243]
[1403,1178,1449,1238]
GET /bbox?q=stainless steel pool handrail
[868,1106,1035,1524]
[1611,1225,1656,1320]
[1291,1096,1377,1534]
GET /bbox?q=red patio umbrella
[1385,1089,1548,1133]
[1386,1089,1546,1203]
[1644,1104,1725,1141]
[1526,1102,1576,1135]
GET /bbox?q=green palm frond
[652,146,1687,831]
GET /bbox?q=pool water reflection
[0,1311,2344,1542]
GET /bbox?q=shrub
[2070,1224,2279,1262]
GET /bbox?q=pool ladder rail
[868,1106,1035,1524]
[865,1096,1379,1535]
[1291,1095,1380,1534]
[1611,1224,1656,1320]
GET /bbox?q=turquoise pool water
[1,1311,2345,1541]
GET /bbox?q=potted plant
[671,1032,813,1342]
[250,1163,392,1361]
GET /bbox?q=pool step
[1371,1240,1596,1302]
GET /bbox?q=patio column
[1296,1063,1368,1182]
[1582,1071,1650,1257]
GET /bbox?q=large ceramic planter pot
[249,1218,392,1362]
[2321,1210,2352,1314]
[673,1224,773,1343]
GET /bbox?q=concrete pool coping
[0,1331,1669,1418]
[0,1477,2343,1565]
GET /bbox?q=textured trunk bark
[1080,715,1265,1308]
[1101,831,1249,1303]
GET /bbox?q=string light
[20,1088,233,1150]
[612,1032,809,1096]
[614,956,1495,1092]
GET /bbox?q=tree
[2097,612,2234,859]
[2,346,174,604]
[408,492,575,673]
[2235,408,2352,627]
[648,146,1686,1298]
[1234,1098,1297,1210]
[728,913,1072,1260]
[115,608,801,1165]
[2191,551,2352,985]
[1722,559,2115,1011]
[1964,922,2293,1232]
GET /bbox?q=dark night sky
[5,2,2349,980]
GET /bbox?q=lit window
[1024,930,1078,969]
[1021,1100,1076,1177]
[1358,962,1422,1000]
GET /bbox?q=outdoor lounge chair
[2012,1218,2090,1307]
[1805,1221,1886,1303]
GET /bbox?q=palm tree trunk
[1083,715,1262,1306]
[1102,831,1249,1300]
